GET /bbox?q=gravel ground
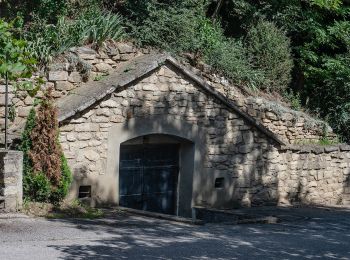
[0,207,350,259]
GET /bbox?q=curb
[117,207,204,225]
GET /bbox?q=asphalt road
[1,207,350,260]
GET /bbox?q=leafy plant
[0,0,68,23]
[283,90,302,111]
[25,172,52,202]
[76,10,125,46]
[0,19,36,81]
[24,9,125,65]
[245,20,293,92]
[125,0,208,53]
[212,0,350,141]
[205,38,264,91]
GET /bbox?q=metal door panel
[119,143,179,215]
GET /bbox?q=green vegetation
[1,0,350,142]
[0,19,36,82]
[49,200,104,219]
[23,200,104,219]
[245,20,293,92]
[25,9,125,66]
[295,137,340,146]
[19,90,72,204]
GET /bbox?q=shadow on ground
[46,207,350,260]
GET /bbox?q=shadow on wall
[63,65,350,210]
[343,172,350,205]
[106,68,283,210]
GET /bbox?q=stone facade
[0,150,23,212]
[57,59,350,211]
[0,42,334,146]
[0,42,142,143]
[200,72,335,144]
[250,145,350,207]
[0,42,348,214]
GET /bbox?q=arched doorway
[118,134,191,216]
[104,116,207,217]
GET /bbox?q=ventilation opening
[78,185,91,198]
[214,178,225,189]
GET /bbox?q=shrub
[50,155,73,203]
[20,89,72,203]
[245,20,293,92]
[126,0,208,53]
[204,38,264,91]
[20,108,36,198]
[29,88,62,186]
[25,172,52,202]
[0,0,68,23]
[283,90,302,111]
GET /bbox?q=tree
[0,19,36,148]
[214,0,350,141]
[21,88,72,203]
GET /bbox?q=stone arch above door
[106,115,206,217]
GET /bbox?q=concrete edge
[117,207,204,225]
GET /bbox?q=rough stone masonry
[0,150,23,212]
[0,42,348,214]
[56,54,350,213]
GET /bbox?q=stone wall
[0,42,334,146]
[199,70,335,144]
[276,145,350,206]
[0,42,142,142]
[0,150,23,212]
[58,63,350,209]
[59,64,275,206]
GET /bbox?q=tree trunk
[212,0,224,20]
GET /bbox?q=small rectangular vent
[78,185,91,198]
[214,177,225,189]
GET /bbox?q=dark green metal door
[119,144,179,215]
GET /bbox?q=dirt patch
[22,200,104,219]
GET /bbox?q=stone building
[1,43,349,216]
[56,53,350,217]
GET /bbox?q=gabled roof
[57,53,285,146]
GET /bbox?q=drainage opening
[78,185,91,198]
[214,177,225,189]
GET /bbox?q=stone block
[119,53,135,61]
[17,107,32,117]
[84,150,100,161]
[77,133,91,141]
[91,117,110,123]
[95,63,113,73]
[68,72,82,83]
[324,146,339,153]
[116,43,134,54]
[100,100,119,108]
[75,123,99,132]
[111,115,125,123]
[48,71,68,81]
[24,96,34,106]
[55,81,75,91]
[340,145,350,151]
[96,108,111,117]
[238,144,253,154]
[142,84,158,91]
[0,93,14,106]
